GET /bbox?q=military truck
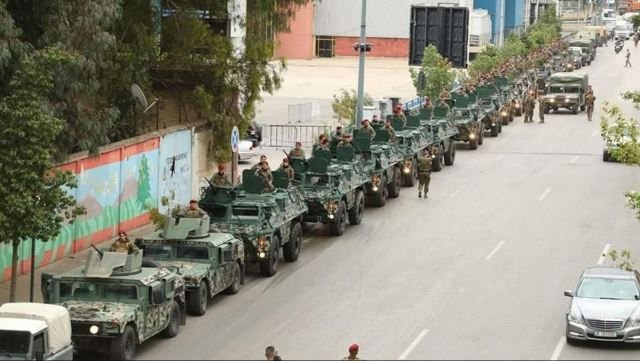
[295,147,368,235]
[0,303,73,360]
[136,216,244,316]
[201,175,308,277]
[41,249,187,360]
[448,97,483,150]
[575,31,600,51]
[542,72,589,114]
[475,88,502,137]
[568,38,595,64]
[569,46,586,67]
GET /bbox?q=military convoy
[542,72,589,114]
[136,216,245,316]
[41,248,187,360]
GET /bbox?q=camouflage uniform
[180,208,208,218]
[538,98,545,123]
[212,171,231,186]
[255,168,274,192]
[585,93,596,121]
[278,165,294,185]
[337,140,352,148]
[456,89,468,98]
[416,154,432,198]
[524,94,535,123]
[320,142,330,150]
[439,90,451,100]
[331,130,345,143]
[439,102,450,115]
[110,237,139,254]
[289,147,305,158]
[251,161,270,172]
[360,124,376,140]
[384,124,397,142]
[393,113,407,129]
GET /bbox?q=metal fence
[287,102,321,123]
[261,124,333,149]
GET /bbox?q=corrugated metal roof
[314,0,474,39]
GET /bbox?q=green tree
[0,48,85,301]
[331,88,374,127]
[137,154,152,208]
[631,14,640,31]
[409,45,455,100]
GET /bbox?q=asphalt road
[136,43,640,360]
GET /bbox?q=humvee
[543,72,589,114]
[201,174,307,277]
[41,249,187,360]
[137,216,245,316]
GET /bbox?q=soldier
[439,87,451,100]
[278,157,294,185]
[466,82,476,93]
[371,114,381,125]
[456,87,468,97]
[343,344,361,361]
[179,199,209,219]
[212,164,232,186]
[320,137,330,150]
[338,134,353,148]
[251,155,268,172]
[393,104,407,127]
[538,95,545,124]
[255,162,274,192]
[417,149,433,199]
[423,98,434,120]
[289,141,305,158]
[316,133,326,146]
[384,119,397,142]
[359,119,376,141]
[109,230,139,254]
[439,99,450,115]
[331,125,345,143]
[265,346,277,361]
[524,92,536,123]
[626,49,632,68]
[634,33,639,48]
[585,90,596,121]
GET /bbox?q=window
[145,244,172,259]
[231,206,260,220]
[0,330,30,354]
[202,204,227,219]
[33,333,45,355]
[576,277,640,300]
[60,282,98,298]
[104,285,138,300]
[176,245,209,260]
[304,175,329,186]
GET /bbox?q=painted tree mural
[137,154,151,207]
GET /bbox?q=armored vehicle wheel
[283,222,302,262]
[432,147,444,172]
[498,120,503,133]
[370,177,388,207]
[444,143,456,166]
[603,150,611,162]
[572,104,578,114]
[161,302,181,338]
[259,236,279,277]
[544,105,549,114]
[388,167,401,198]
[348,191,364,225]
[110,325,136,361]
[469,137,478,150]
[501,116,509,126]
[478,128,484,145]
[225,262,241,294]
[516,109,522,116]
[580,104,586,111]
[509,114,514,122]
[330,201,347,236]
[402,160,417,187]
[490,123,499,137]
[188,281,208,316]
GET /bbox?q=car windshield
[59,282,137,300]
[570,50,581,56]
[549,86,580,93]
[203,204,227,220]
[576,277,640,300]
[480,99,492,106]
[145,244,209,260]
[0,330,30,355]
[231,206,260,220]
[176,245,209,260]
[305,174,330,187]
[616,24,631,31]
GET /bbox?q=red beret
[349,344,359,352]
[322,138,329,144]
[319,134,326,139]
[218,164,225,170]
[283,157,289,162]
[337,125,342,129]
[190,199,198,204]
[296,141,302,146]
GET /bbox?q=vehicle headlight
[565,99,570,103]
[469,133,476,139]
[90,325,100,335]
[259,252,266,258]
[550,99,555,103]
[372,186,379,192]
[568,311,584,325]
[501,111,508,116]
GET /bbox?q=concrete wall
[0,124,215,282]
[335,37,410,58]
[275,2,315,59]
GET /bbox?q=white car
[239,140,256,161]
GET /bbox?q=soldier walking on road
[626,49,632,67]
[343,344,362,361]
[585,90,596,121]
[417,149,433,199]
[524,92,536,123]
[538,95,545,124]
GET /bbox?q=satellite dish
[131,83,158,112]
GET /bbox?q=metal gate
[261,125,333,149]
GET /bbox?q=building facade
[505,0,526,36]
[473,0,506,46]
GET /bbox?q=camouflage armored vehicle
[424,106,460,171]
[494,77,517,125]
[295,147,368,235]
[41,249,187,360]
[137,216,244,316]
[449,97,483,150]
[352,133,404,206]
[475,88,502,137]
[201,174,308,277]
[542,72,589,114]
[389,110,436,186]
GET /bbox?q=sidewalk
[0,223,156,305]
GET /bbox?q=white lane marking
[398,329,429,360]
[450,185,466,198]
[538,188,552,201]
[570,155,579,164]
[550,337,566,360]
[496,155,505,161]
[485,241,506,260]
[597,244,611,266]
[592,129,599,137]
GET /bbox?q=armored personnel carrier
[425,106,460,171]
[476,87,502,137]
[495,76,517,125]
[295,146,368,236]
[136,215,244,316]
[201,173,307,277]
[387,112,432,186]
[449,97,483,150]
[41,248,187,360]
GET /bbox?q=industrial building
[275,0,529,60]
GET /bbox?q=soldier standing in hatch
[289,141,305,158]
[438,99,450,115]
[255,162,274,192]
[277,158,294,185]
[538,95,545,124]
[331,125,346,143]
[585,90,596,121]
[338,134,353,148]
[359,119,376,141]
[110,231,139,254]
[212,164,232,186]
[393,104,407,126]
[384,119,397,142]
[343,344,362,361]
[417,149,433,199]
[251,155,268,172]
[179,200,209,219]
[456,87,468,97]
[320,137,330,150]
[439,87,451,100]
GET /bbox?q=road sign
[231,126,240,153]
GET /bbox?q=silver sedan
[565,267,640,344]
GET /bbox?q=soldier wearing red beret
[343,344,361,360]
[277,157,294,186]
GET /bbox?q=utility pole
[355,0,371,130]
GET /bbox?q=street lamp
[355,0,372,130]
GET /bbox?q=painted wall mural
[0,130,194,283]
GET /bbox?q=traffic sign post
[231,126,240,185]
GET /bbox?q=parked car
[564,267,640,344]
[239,140,256,161]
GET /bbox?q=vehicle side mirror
[564,290,574,297]
[35,350,44,361]
[152,289,163,304]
